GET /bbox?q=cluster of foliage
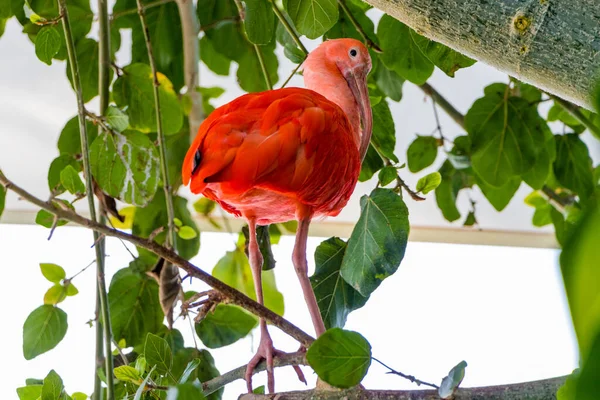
[0,0,599,398]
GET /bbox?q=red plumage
[182,87,361,225]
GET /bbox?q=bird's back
[183,87,361,223]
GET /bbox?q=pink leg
[244,218,305,393]
[293,216,326,337]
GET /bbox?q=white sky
[1,224,578,399]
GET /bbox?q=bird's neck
[303,68,361,149]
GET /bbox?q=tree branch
[0,170,315,348]
[238,376,567,400]
[548,94,600,141]
[366,0,600,109]
[58,0,115,397]
[136,0,177,248]
[175,0,203,141]
[203,351,307,396]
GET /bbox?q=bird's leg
[244,218,276,393]
[293,216,326,337]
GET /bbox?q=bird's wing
[183,88,357,200]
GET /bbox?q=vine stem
[268,0,308,55]
[338,0,382,52]
[0,169,315,348]
[135,0,177,248]
[57,0,115,397]
[548,93,600,140]
[233,0,272,90]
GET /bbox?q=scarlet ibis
[183,38,372,392]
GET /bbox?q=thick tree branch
[0,170,315,348]
[238,376,566,400]
[367,0,600,110]
[175,0,202,141]
[203,351,307,396]
[58,0,115,396]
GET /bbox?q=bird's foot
[245,328,307,393]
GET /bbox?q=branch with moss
[58,0,115,396]
[0,169,314,348]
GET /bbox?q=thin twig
[548,93,600,140]
[338,0,382,52]
[419,83,465,129]
[111,0,174,20]
[58,0,115,396]
[66,258,97,281]
[281,60,305,89]
[233,0,273,90]
[268,0,308,55]
[136,0,177,248]
[0,170,315,348]
[372,357,438,389]
[198,16,241,33]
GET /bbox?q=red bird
[183,38,372,392]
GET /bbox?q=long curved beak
[344,69,373,162]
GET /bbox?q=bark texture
[367,0,600,109]
[238,376,566,400]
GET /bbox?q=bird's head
[304,38,373,161]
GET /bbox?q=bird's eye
[349,48,358,58]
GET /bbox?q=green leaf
[17,385,42,400]
[197,86,225,115]
[199,36,231,76]
[438,361,467,399]
[374,64,404,102]
[36,209,68,229]
[42,370,64,400]
[44,284,68,305]
[306,328,371,388]
[105,106,130,133]
[465,87,545,187]
[463,211,477,227]
[59,165,85,195]
[284,0,338,39]
[195,304,258,348]
[435,161,474,222]
[447,135,471,170]
[197,0,247,60]
[359,144,383,182]
[71,392,87,400]
[521,124,555,190]
[161,328,185,353]
[89,131,160,207]
[310,237,368,329]
[212,249,284,315]
[407,136,438,173]
[167,382,206,400]
[416,172,441,194]
[113,63,183,135]
[109,268,163,347]
[243,0,275,45]
[378,166,397,187]
[577,337,600,400]
[57,116,97,157]
[237,43,279,92]
[40,263,66,283]
[66,38,103,103]
[114,365,142,383]
[35,26,61,65]
[515,81,542,104]
[178,226,198,240]
[554,134,595,199]
[414,36,475,77]
[171,348,222,400]
[0,0,24,18]
[193,198,216,216]
[178,359,201,384]
[48,154,80,193]
[548,103,586,133]
[371,99,398,162]
[145,332,173,375]
[340,189,409,297]
[378,15,433,85]
[560,205,600,362]
[476,175,521,212]
[23,305,68,360]
[325,0,377,45]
